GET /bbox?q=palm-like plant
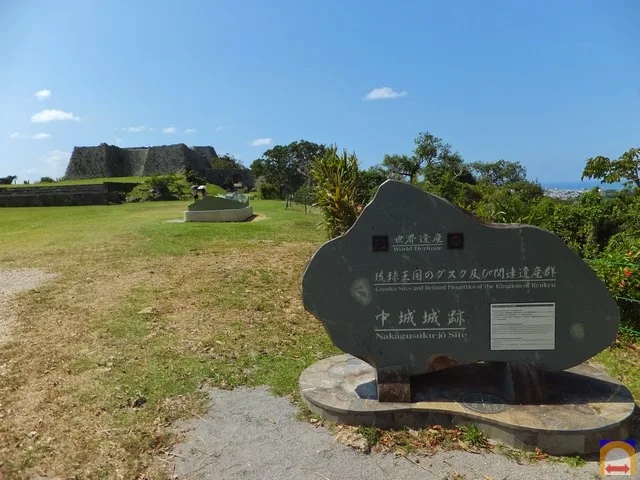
[311,146,361,239]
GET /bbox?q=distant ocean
[540,180,624,190]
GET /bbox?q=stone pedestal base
[184,205,253,222]
[299,354,636,455]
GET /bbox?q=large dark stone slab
[301,180,619,378]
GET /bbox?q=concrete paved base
[183,205,253,222]
[299,354,636,455]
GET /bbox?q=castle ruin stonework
[65,143,254,189]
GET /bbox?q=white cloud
[127,125,148,133]
[35,89,52,100]
[10,132,52,140]
[41,150,70,167]
[114,137,123,145]
[162,126,177,134]
[184,128,197,134]
[32,133,51,140]
[363,87,408,101]
[31,109,79,123]
[22,168,46,175]
[215,125,234,132]
[250,137,272,147]
[19,150,71,181]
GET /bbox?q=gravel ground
[167,387,601,480]
[0,268,58,346]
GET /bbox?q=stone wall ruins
[64,143,254,190]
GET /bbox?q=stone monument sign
[301,180,620,402]
[184,194,252,223]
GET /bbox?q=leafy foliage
[381,131,471,185]
[382,154,420,183]
[0,175,17,185]
[211,153,243,170]
[250,159,265,178]
[257,180,280,200]
[183,167,206,186]
[357,426,381,447]
[536,190,623,258]
[589,235,640,329]
[126,174,191,202]
[291,184,315,205]
[358,165,389,204]
[470,160,527,186]
[39,176,55,183]
[582,147,640,188]
[311,146,360,239]
[458,424,489,448]
[252,140,326,199]
[375,130,640,332]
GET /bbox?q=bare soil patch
[0,269,58,346]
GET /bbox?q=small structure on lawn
[184,193,252,222]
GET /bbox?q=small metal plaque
[447,232,464,249]
[372,235,389,252]
[462,392,507,414]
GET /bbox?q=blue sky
[1,0,638,183]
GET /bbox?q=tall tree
[381,154,421,183]
[414,131,446,169]
[250,159,265,178]
[470,160,527,186]
[359,165,390,203]
[254,140,326,197]
[381,132,448,183]
[382,131,473,185]
[582,147,640,188]
[212,153,242,170]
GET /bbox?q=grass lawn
[0,200,637,478]
[0,199,338,478]
[1,176,148,188]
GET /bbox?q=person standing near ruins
[191,185,199,201]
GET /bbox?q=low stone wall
[103,182,140,194]
[184,205,253,222]
[0,184,124,207]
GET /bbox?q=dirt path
[0,269,58,346]
[167,387,600,480]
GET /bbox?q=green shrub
[221,176,234,190]
[589,234,640,330]
[40,176,55,183]
[126,174,191,202]
[291,184,315,205]
[358,166,388,204]
[311,146,360,239]
[183,167,206,186]
[258,181,280,200]
[537,189,622,258]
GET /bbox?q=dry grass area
[0,200,337,479]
